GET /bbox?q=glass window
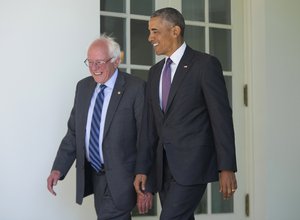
[209,28,232,71]
[209,0,231,24]
[182,0,205,21]
[100,16,126,64]
[211,182,233,213]
[195,189,208,214]
[131,0,154,15]
[100,0,125,13]
[130,69,149,81]
[185,25,205,52]
[131,19,154,66]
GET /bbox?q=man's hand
[219,170,237,199]
[47,170,61,196]
[134,174,147,196]
[137,192,153,214]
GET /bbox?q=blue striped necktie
[89,84,106,172]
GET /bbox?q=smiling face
[87,40,120,84]
[148,16,183,57]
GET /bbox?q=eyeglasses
[84,57,113,68]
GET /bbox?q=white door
[100,0,247,219]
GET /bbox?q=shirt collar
[168,42,186,65]
[96,68,118,91]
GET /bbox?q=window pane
[100,16,126,64]
[209,28,231,71]
[209,0,231,24]
[130,69,149,81]
[131,19,154,66]
[100,0,125,13]
[182,0,205,21]
[185,25,205,52]
[211,182,233,213]
[195,189,208,214]
[131,0,154,16]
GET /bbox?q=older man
[47,34,145,220]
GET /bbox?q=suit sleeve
[201,56,237,172]
[51,84,78,179]
[135,74,158,192]
[134,81,146,145]
[135,68,159,170]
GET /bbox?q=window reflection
[211,182,233,213]
[209,0,231,24]
[131,0,154,15]
[182,0,205,21]
[195,189,208,214]
[131,19,154,66]
[100,16,126,64]
[130,69,149,81]
[185,25,205,53]
[209,28,232,71]
[100,0,125,13]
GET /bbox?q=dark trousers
[159,151,207,220]
[92,169,131,220]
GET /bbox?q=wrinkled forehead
[87,41,110,58]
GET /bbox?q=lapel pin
[117,91,121,95]
[184,65,188,68]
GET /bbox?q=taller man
[134,7,237,220]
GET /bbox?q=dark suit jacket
[136,46,237,191]
[52,71,145,211]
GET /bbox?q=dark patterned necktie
[89,84,106,172]
[162,58,172,112]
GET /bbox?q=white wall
[265,0,300,219]
[251,0,300,220]
[0,0,99,219]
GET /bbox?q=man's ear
[114,57,121,68]
[172,25,181,38]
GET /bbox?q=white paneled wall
[0,0,99,219]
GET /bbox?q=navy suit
[136,46,237,218]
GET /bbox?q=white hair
[98,33,121,62]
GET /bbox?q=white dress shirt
[85,69,118,164]
[159,42,186,109]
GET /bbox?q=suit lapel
[103,71,125,139]
[165,47,194,113]
[75,77,96,159]
[152,61,165,117]
[78,78,97,139]
[83,78,97,115]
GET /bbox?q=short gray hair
[151,7,185,37]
